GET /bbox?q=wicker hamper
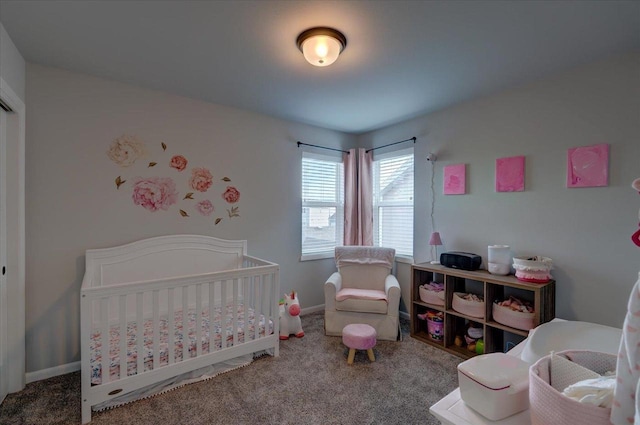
[529,350,616,425]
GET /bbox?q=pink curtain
[344,148,373,245]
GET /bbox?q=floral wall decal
[196,200,214,216]
[222,186,240,203]
[107,135,147,167]
[190,167,213,192]
[108,136,241,226]
[170,155,188,171]
[131,177,178,212]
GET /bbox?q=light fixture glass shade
[429,232,443,246]
[297,27,347,67]
[301,35,342,67]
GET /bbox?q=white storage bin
[457,353,530,421]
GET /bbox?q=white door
[0,108,7,404]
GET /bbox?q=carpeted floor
[0,312,462,425]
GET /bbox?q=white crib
[80,235,279,423]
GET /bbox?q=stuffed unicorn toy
[279,291,304,340]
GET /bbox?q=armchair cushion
[336,288,387,302]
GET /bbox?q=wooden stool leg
[367,348,376,362]
[347,348,356,365]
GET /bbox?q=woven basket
[492,302,535,330]
[529,350,616,425]
[452,292,484,318]
[419,286,445,306]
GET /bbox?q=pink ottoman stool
[342,324,377,365]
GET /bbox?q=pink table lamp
[429,232,443,264]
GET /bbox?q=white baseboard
[26,361,81,384]
[300,304,324,315]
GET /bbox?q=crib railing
[80,256,279,419]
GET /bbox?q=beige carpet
[0,312,462,424]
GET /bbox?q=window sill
[395,255,414,264]
[300,252,414,264]
[300,252,335,262]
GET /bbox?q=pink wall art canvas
[566,143,609,188]
[443,164,466,195]
[495,156,525,192]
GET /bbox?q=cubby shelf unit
[410,263,555,359]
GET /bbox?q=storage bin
[426,311,444,341]
[452,292,485,318]
[529,350,616,425]
[513,256,553,283]
[419,285,445,306]
[458,353,530,421]
[492,302,535,331]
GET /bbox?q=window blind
[301,152,344,257]
[373,148,414,256]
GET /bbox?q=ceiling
[1,1,639,134]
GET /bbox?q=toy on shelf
[279,290,304,340]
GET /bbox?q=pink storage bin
[492,302,535,331]
[452,292,484,318]
[529,350,616,425]
[419,285,445,306]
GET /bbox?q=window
[373,148,414,257]
[301,151,344,259]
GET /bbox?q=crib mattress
[90,304,272,385]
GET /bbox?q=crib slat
[100,297,110,384]
[195,284,202,356]
[182,286,188,361]
[232,279,239,346]
[221,282,227,349]
[243,278,249,343]
[266,273,273,337]
[168,287,175,365]
[254,275,261,340]
[119,295,127,380]
[153,290,160,370]
[209,281,215,354]
[136,292,144,375]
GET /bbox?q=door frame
[0,76,26,395]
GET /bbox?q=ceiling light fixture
[296,27,347,67]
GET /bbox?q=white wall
[25,64,355,373]
[360,52,640,328]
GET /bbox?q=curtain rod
[366,137,416,153]
[297,141,350,154]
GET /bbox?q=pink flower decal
[170,155,188,171]
[222,186,240,204]
[195,200,214,216]
[189,167,213,192]
[131,177,178,212]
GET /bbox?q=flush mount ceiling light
[296,27,347,67]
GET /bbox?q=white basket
[452,292,484,318]
[529,350,616,425]
[419,286,445,306]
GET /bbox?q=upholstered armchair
[324,246,401,341]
